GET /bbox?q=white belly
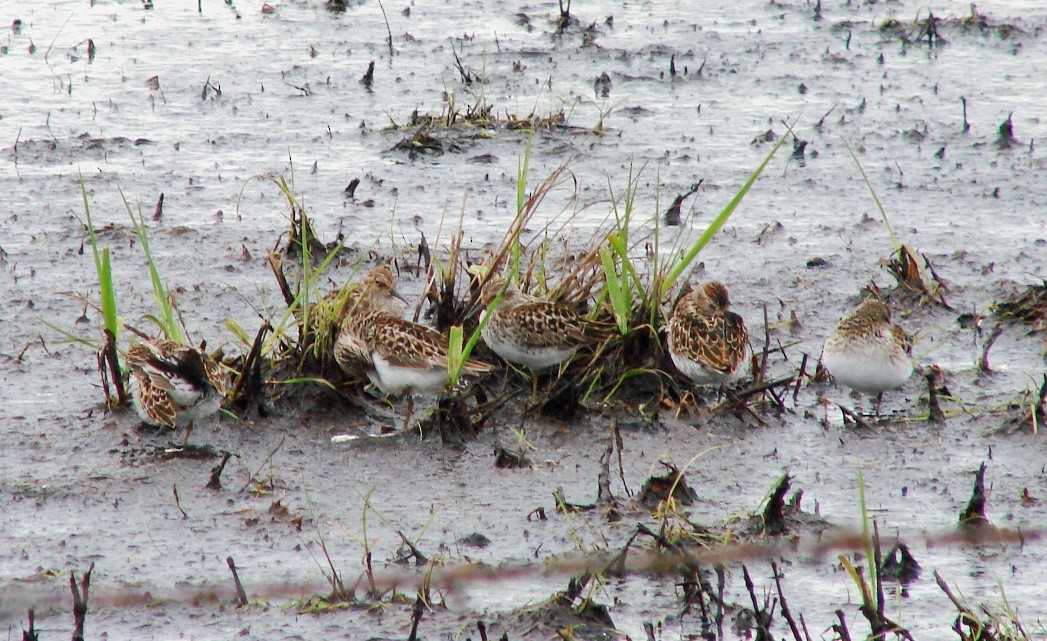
[370,353,447,396]
[481,324,575,371]
[670,347,748,386]
[823,340,913,394]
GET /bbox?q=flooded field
[1,0,1046,638]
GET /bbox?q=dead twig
[978,324,1005,373]
[772,561,803,641]
[742,566,773,641]
[596,434,617,509]
[99,328,126,407]
[172,484,188,519]
[758,304,772,385]
[226,557,249,606]
[230,320,271,408]
[206,451,234,490]
[611,419,631,497]
[834,610,853,641]
[836,401,871,429]
[762,474,791,536]
[927,367,945,423]
[23,608,38,641]
[959,462,993,529]
[268,253,295,307]
[407,592,425,641]
[70,563,94,641]
[376,0,394,56]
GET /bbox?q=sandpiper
[345,274,492,431]
[822,298,913,413]
[479,278,614,389]
[127,338,227,445]
[333,265,407,380]
[666,281,751,386]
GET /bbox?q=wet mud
[1,0,1046,639]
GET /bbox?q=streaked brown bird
[479,278,614,373]
[666,281,750,385]
[127,338,227,445]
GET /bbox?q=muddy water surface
[2,0,1046,638]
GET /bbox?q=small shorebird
[666,281,751,386]
[333,265,407,380]
[822,298,913,414]
[343,274,492,431]
[127,338,227,445]
[479,278,614,394]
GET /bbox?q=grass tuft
[123,189,182,342]
[79,171,119,340]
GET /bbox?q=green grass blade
[843,138,900,251]
[601,367,662,403]
[122,189,181,342]
[516,131,533,216]
[447,325,465,385]
[78,172,119,338]
[456,278,511,383]
[41,319,102,350]
[607,232,638,306]
[264,174,349,358]
[857,463,878,603]
[511,133,533,276]
[99,248,118,338]
[661,126,791,296]
[600,248,629,334]
[274,377,338,390]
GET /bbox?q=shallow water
[1,0,1046,638]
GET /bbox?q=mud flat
[1,0,1045,638]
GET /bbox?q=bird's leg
[874,392,884,417]
[677,389,698,417]
[181,422,194,448]
[402,395,415,433]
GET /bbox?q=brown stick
[226,557,249,606]
[836,402,871,429]
[799,612,814,641]
[793,353,808,403]
[172,484,188,519]
[317,532,349,600]
[728,375,797,401]
[834,610,853,641]
[612,419,631,497]
[771,561,803,641]
[762,474,791,535]
[934,569,965,610]
[206,452,234,490]
[102,328,126,405]
[741,566,771,640]
[959,462,991,526]
[229,320,271,405]
[407,592,425,641]
[758,304,771,385]
[23,608,38,641]
[978,324,1005,372]
[395,530,429,566]
[596,433,616,507]
[872,520,885,616]
[715,564,726,640]
[926,368,945,423]
[70,563,94,641]
[267,252,295,307]
[643,621,656,641]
